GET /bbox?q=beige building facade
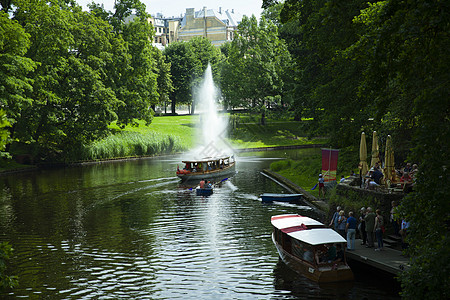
[150,7,242,48]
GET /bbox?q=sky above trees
[77,0,263,19]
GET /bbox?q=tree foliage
[350,1,450,298]
[0,242,18,291]
[263,0,450,297]
[0,0,162,161]
[0,10,35,131]
[164,37,222,114]
[219,15,291,123]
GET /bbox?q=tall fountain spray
[192,64,231,158]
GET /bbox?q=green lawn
[229,121,325,148]
[2,114,325,170]
[110,115,324,150]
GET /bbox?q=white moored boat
[271,214,354,283]
[176,155,235,182]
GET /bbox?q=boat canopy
[287,228,347,245]
[271,214,324,230]
[182,155,233,164]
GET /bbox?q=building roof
[181,7,242,28]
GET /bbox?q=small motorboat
[271,214,354,283]
[261,193,303,203]
[196,188,213,196]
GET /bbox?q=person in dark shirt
[346,211,357,250]
[371,168,384,184]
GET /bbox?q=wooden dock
[346,239,409,275]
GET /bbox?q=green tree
[164,38,221,114]
[0,10,36,148]
[12,0,120,159]
[269,0,373,142]
[164,41,196,114]
[153,48,173,114]
[0,110,11,159]
[91,0,158,127]
[220,15,291,124]
[0,242,18,291]
[350,1,450,298]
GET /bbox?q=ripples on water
[0,152,400,299]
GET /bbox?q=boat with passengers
[271,214,354,283]
[176,155,235,182]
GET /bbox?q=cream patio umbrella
[370,131,381,168]
[359,132,369,177]
[384,135,395,183]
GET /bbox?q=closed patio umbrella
[359,132,369,177]
[370,131,381,168]
[384,135,395,183]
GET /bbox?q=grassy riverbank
[1,114,324,170]
[269,148,358,199]
[80,114,323,161]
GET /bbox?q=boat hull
[261,193,303,203]
[272,233,354,283]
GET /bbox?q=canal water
[0,149,400,299]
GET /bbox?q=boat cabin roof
[271,214,324,229]
[182,155,233,163]
[287,228,346,245]
[271,214,346,245]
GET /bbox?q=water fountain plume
[190,64,232,159]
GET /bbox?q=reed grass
[80,131,187,160]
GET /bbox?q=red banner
[321,149,339,182]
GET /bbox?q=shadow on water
[272,257,401,300]
[272,259,354,300]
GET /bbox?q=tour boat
[261,193,303,203]
[271,214,354,283]
[176,155,235,182]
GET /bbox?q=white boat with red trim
[271,214,354,283]
[176,155,235,182]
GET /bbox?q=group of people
[398,162,418,192]
[315,243,344,265]
[330,206,385,251]
[199,179,212,189]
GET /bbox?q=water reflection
[0,150,400,299]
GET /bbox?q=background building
[150,6,242,48]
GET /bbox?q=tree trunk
[171,99,176,115]
[260,111,266,126]
[191,101,196,115]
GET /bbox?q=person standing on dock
[346,212,357,251]
[359,207,367,245]
[337,210,347,237]
[329,206,341,231]
[374,209,384,251]
[365,207,376,248]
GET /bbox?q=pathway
[346,239,409,275]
